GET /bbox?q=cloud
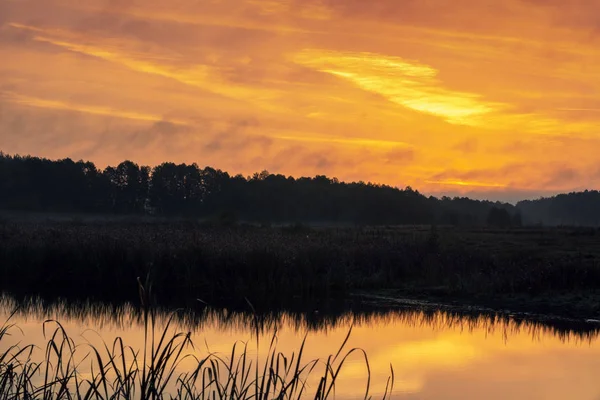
[3,0,600,199]
[271,133,414,150]
[453,138,478,154]
[425,164,530,190]
[78,120,193,163]
[385,147,415,165]
[425,179,508,189]
[0,96,261,169]
[541,167,581,188]
[2,92,187,124]
[6,23,285,111]
[293,49,505,126]
[423,160,600,194]
[301,151,337,171]
[202,120,271,154]
[293,49,600,136]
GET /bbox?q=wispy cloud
[293,49,504,126]
[293,49,600,136]
[425,179,508,189]
[3,0,600,198]
[3,93,187,124]
[8,23,283,112]
[272,133,414,149]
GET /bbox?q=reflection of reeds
[2,293,599,346]
[0,282,394,400]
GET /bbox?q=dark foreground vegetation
[0,285,391,400]
[3,152,600,226]
[2,220,600,317]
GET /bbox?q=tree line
[517,191,600,226]
[0,152,596,226]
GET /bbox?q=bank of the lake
[1,220,600,318]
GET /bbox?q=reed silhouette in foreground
[0,281,394,400]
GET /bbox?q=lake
[2,296,600,399]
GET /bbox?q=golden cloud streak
[32,36,211,85]
[273,134,414,149]
[556,108,600,112]
[425,179,508,188]
[53,1,600,61]
[8,24,283,112]
[293,49,505,126]
[293,49,600,136]
[55,2,325,35]
[4,93,185,124]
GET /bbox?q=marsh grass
[0,281,394,400]
[2,222,600,304]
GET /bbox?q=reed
[1,221,600,315]
[0,281,394,400]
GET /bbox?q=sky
[1,0,600,202]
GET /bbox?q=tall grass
[0,281,394,400]
[2,221,600,314]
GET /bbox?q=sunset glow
[2,0,600,200]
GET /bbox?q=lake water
[2,297,600,399]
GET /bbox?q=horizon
[2,150,588,205]
[2,1,600,201]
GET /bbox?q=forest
[0,152,598,226]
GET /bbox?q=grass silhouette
[0,279,394,400]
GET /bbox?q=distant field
[1,217,600,317]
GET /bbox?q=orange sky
[1,0,600,201]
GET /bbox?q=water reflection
[2,295,600,344]
[2,295,600,399]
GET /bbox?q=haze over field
[2,0,600,202]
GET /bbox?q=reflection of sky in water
[2,298,600,399]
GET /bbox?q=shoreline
[356,289,600,324]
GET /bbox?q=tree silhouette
[517,190,600,226]
[1,152,599,226]
[512,212,523,227]
[486,207,512,228]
